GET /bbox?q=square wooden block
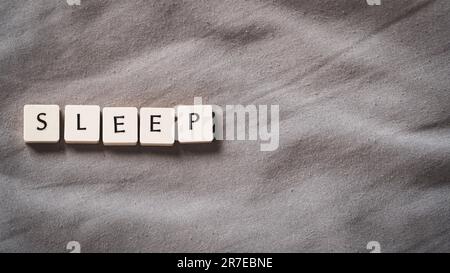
[102,107,138,146]
[23,104,60,143]
[64,105,100,144]
[140,107,175,146]
[177,105,213,143]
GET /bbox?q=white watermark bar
[23,97,280,151]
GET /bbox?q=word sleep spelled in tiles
[23,104,213,145]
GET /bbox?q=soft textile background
[1,0,449,252]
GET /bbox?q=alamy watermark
[366,0,381,6]
[193,97,279,152]
[66,241,81,253]
[366,241,382,253]
[66,0,81,6]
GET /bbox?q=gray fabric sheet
[1,0,450,252]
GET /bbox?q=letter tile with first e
[102,107,138,146]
